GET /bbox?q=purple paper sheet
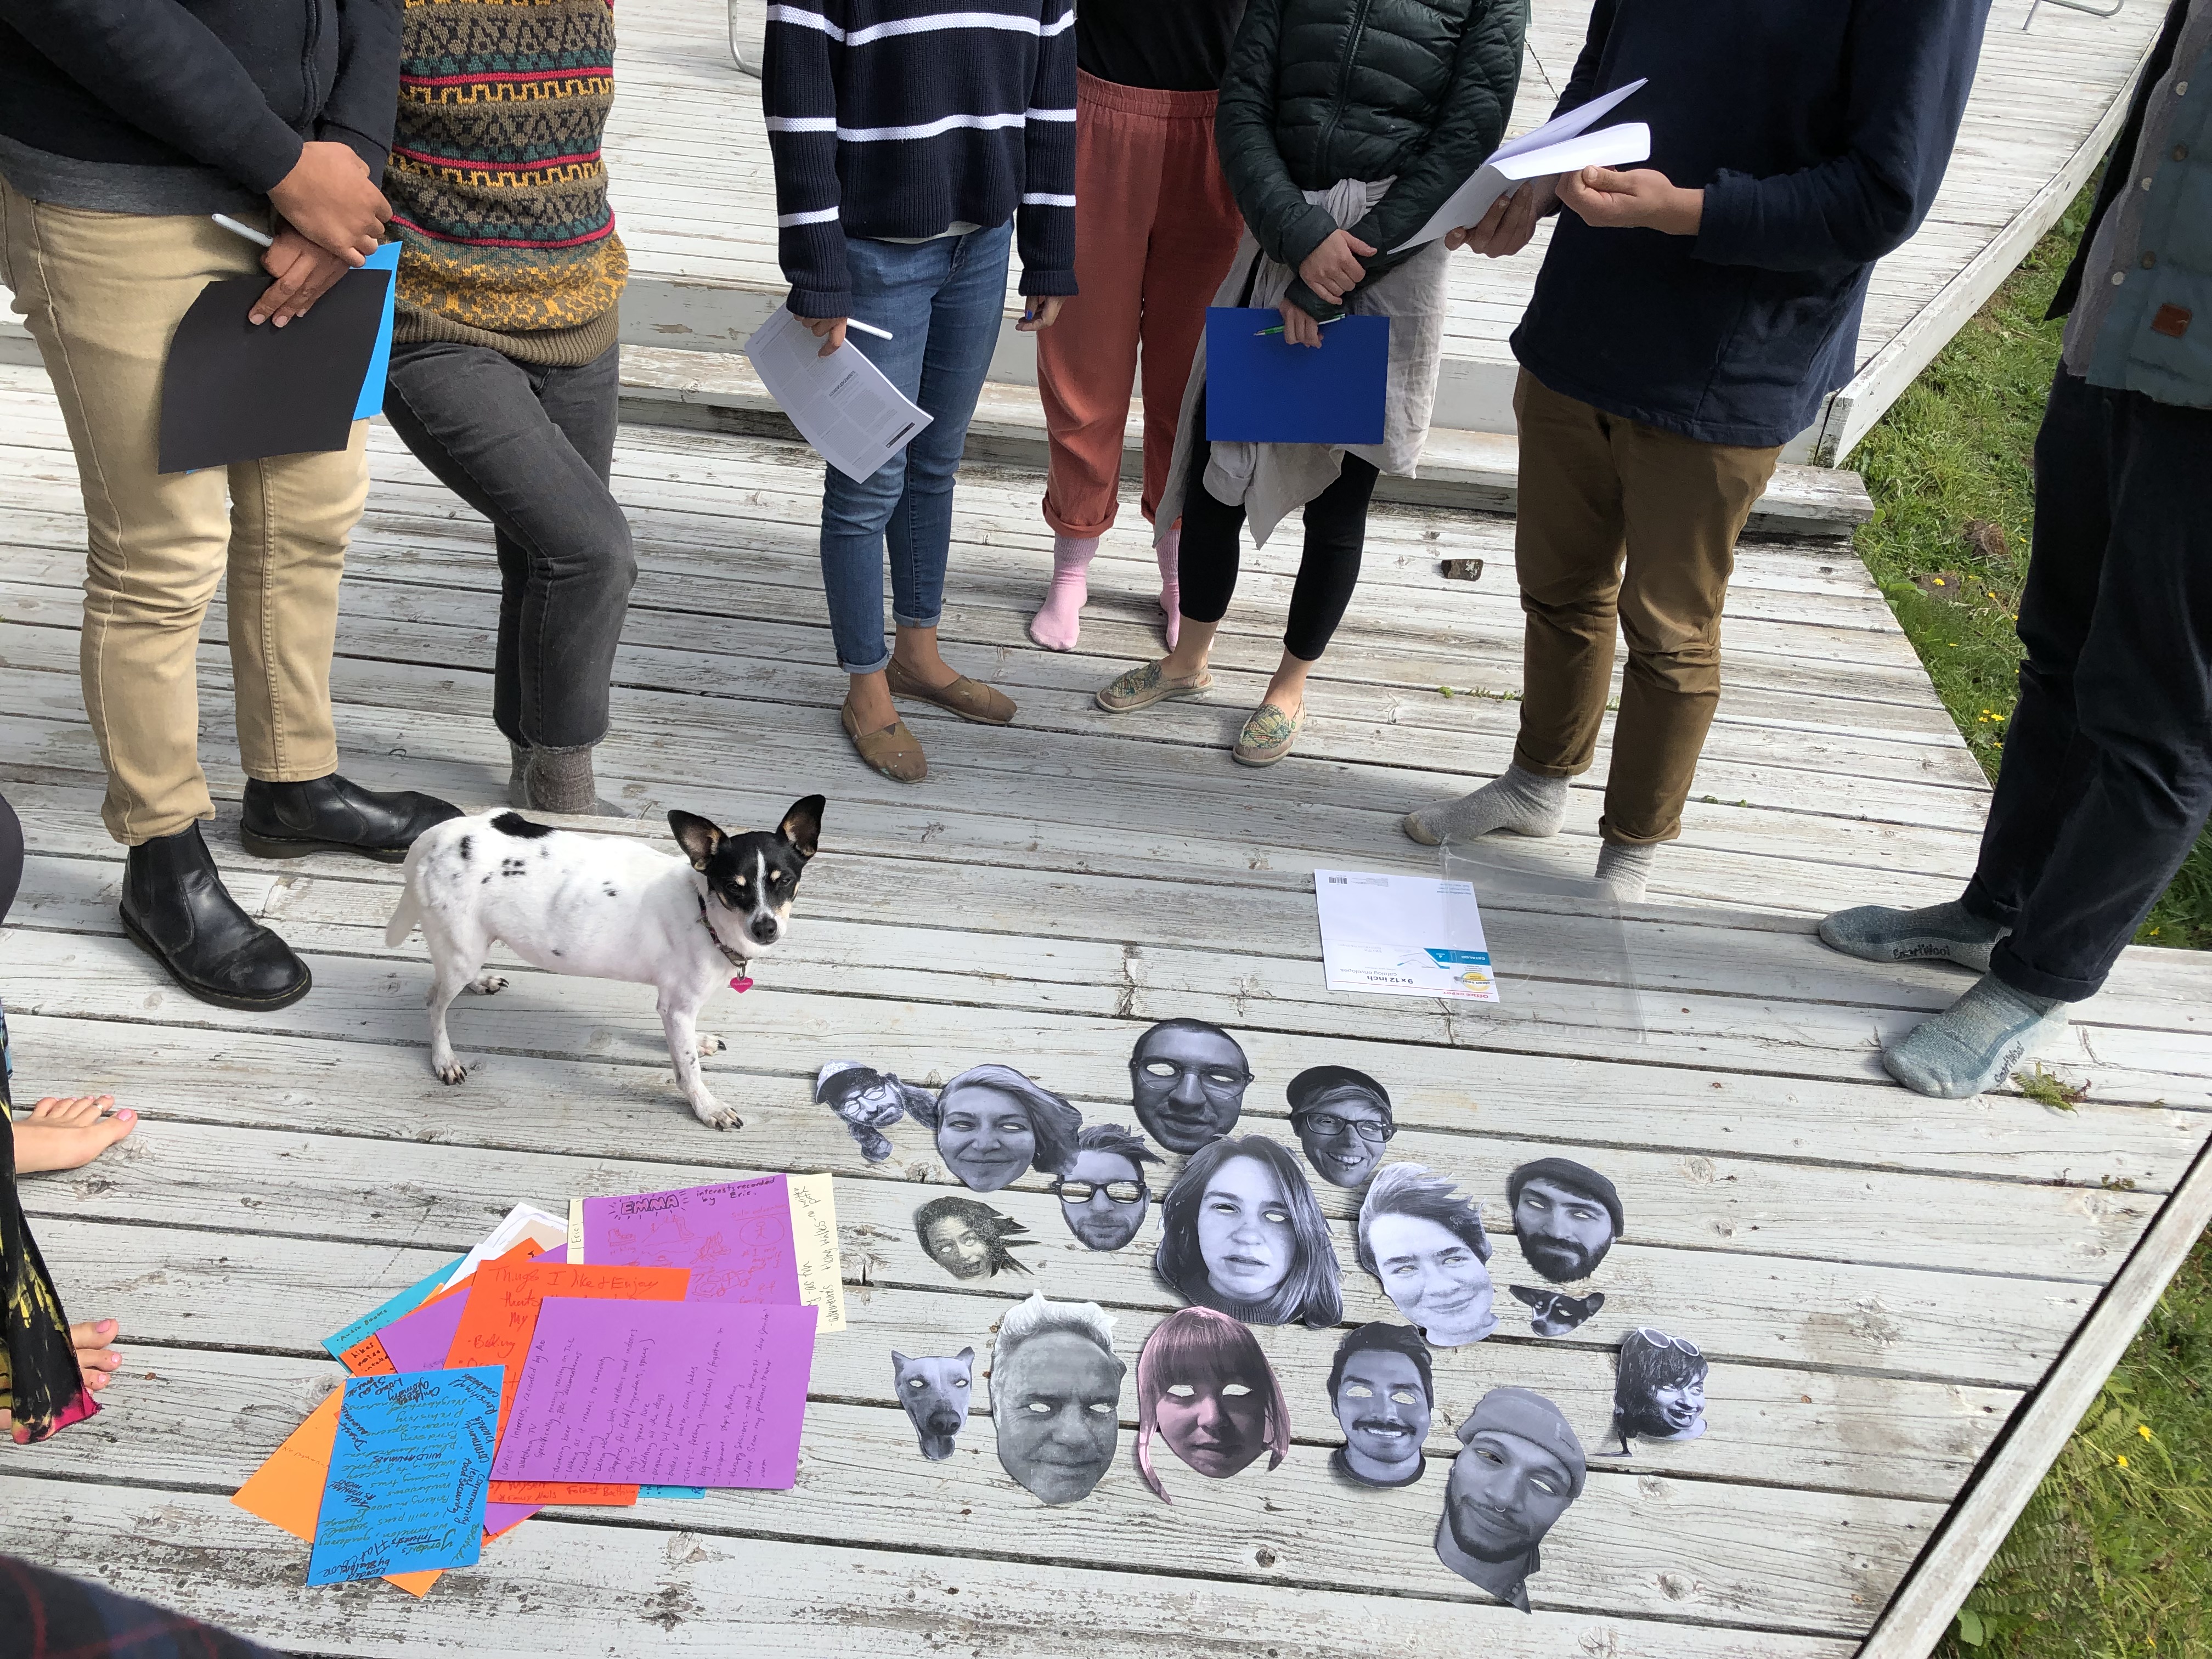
[490,1297,818,1488]
[582,1177,801,1305]
[375,1287,471,1374]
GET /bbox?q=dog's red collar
[696,891,753,993]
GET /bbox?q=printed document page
[744,307,933,482]
[1314,869,1502,1002]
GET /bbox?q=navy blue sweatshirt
[763,0,1078,319]
[1512,0,1993,448]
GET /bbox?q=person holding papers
[0,0,460,1013]
[764,0,1075,783]
[1403,0,1991,896]
[1821,0,2212,1097]
[1093,0,1527,767]
[377,0,638,816]
[1024,0,1249,653]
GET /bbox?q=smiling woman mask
[913,1064,1084,1193]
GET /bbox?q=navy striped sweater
[763,0,1078,317]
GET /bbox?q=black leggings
[1176,391,1380,662]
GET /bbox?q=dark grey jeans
[383,337,637,751]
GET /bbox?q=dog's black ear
[1579,1293,1606,1316]
[778,794,826,860]
[1509,1285,1547,1309]
[668,810,725,871]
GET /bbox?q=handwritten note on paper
[324,1256,465,1375]
[307,1368,503,1587]
[442,1203,569,1291]
[583,1177,802,1305]
[232,1392,442,1597]
[444,1254,689,1507]
[493,1298,819,1488]
[786,1172,846,1334]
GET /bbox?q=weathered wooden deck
[3,357,2210,1656]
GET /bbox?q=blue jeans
[818,223,1012,674]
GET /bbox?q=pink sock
[1029,534,1098,651]
[1156,524,1182,651]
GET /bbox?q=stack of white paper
[1314,869,1502,1003]
[1392,77,1652,253]
[743,306,933,483]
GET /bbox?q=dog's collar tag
[730,975,754,993]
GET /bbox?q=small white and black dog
[383,797,825,1129]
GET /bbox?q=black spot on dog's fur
[458,835,472,862]
[602,886,618,898]
[491,812,556,840]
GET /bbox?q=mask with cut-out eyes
[1333,1348,1432,1482]
[1156,1374,1272,1479]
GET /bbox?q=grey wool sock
[1882,974,2069,1099]
[1403,763,1568,846]
[525,744,628,817]
[1594,840,1657,900]
[1818,898,2007,973]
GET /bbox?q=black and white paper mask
[893,1348,974,1461]
[1434,1386,1587,1614]
[1054,1123,1161,1252]
[1127,1018,1251,1154]
[1357,1164,1497,1347]
[990,1294,1126,1506]
[1327,1323,1434,1489]
[1153,1136,1342,1329]
[1134,1307,1290,1502]
[1605,1327,1708,1454]
[1506,1157,1623,1284]
[914,1195,1034,1281]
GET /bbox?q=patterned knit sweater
[386,0,629,368]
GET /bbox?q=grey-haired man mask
[1435,1387,1586,1614]
[991,1294,1125,1505]
[1128,1019,1252,1154]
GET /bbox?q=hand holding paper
[1559,165,1705,236]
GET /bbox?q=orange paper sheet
[231,1392,442,1596]
[445,1255,689,1506]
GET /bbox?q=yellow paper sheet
[787,1171,845,1334]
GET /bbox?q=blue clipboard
[353,241,402,421]
[1205,307,1389,445]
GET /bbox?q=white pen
[845,318,895,341]
[211,212,275,249]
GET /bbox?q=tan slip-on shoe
[841,698,928,782]
[1233,702,1306,766]
[885,658,1017,725]
[1096,659,1214,713]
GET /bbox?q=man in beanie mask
[1435,1386,1586,1612]
[1506,1156,1623,1284]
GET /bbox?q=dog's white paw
[692,1097,744,1131]
[469,975,509,996]
[436,1059,469,1085]
[696,1033,727,1057]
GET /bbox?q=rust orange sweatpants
[1036,71,1244,538]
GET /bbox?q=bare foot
[13,1096,137,1174]
[0,1318,120,1436]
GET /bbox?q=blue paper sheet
[1204,307,1389,446]
[352,241,402,421]
[320,1256,465,1366]
[307,1367,502,1586]
[640,1485,707,1499]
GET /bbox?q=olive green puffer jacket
[1218,0,1528,317]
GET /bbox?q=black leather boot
[239,774,461,864]
[119,823,312,1010]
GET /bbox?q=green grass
[1850,194,2212,1658]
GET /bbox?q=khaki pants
[1511,370,1781,846]
[0,179,368,845]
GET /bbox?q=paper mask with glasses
[1286,1064,1397,1188]
[1128,1018,1252,1154]
[1603,1327,1708,1454]
[1054,1122,1162,1251]
[1133,1306,1291,1502]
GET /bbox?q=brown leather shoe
[841,697,927,782]
[885,657,1017,725]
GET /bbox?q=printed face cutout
[927,1064,1084,1194]
[1607,1327,1708,1453]
[991,1310,1125,1507]
[1155,1137,1343,1329]
[892,1348,973,1460]
[1057,1146,1152,1252]
[1434,1387,1586,1614]
[1511,1285,1606,1336]
[1358,1166,1497,1347]
[914,1197,1034,1282]
[1128,1020,1251,1154]
[1285,1065,1396,1189]
[816,1061,917,1163]
[1135,1307,1288,1501]
[1506,1158,1623,1284]
[1328,1324,1434,1489]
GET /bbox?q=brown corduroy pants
[1510,370,1782,847]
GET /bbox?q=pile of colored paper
[234,1176,843,1592]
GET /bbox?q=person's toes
[13,1107,137,1174]
[30,1095,112,1127]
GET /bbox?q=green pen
[1252,314,1347,337]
